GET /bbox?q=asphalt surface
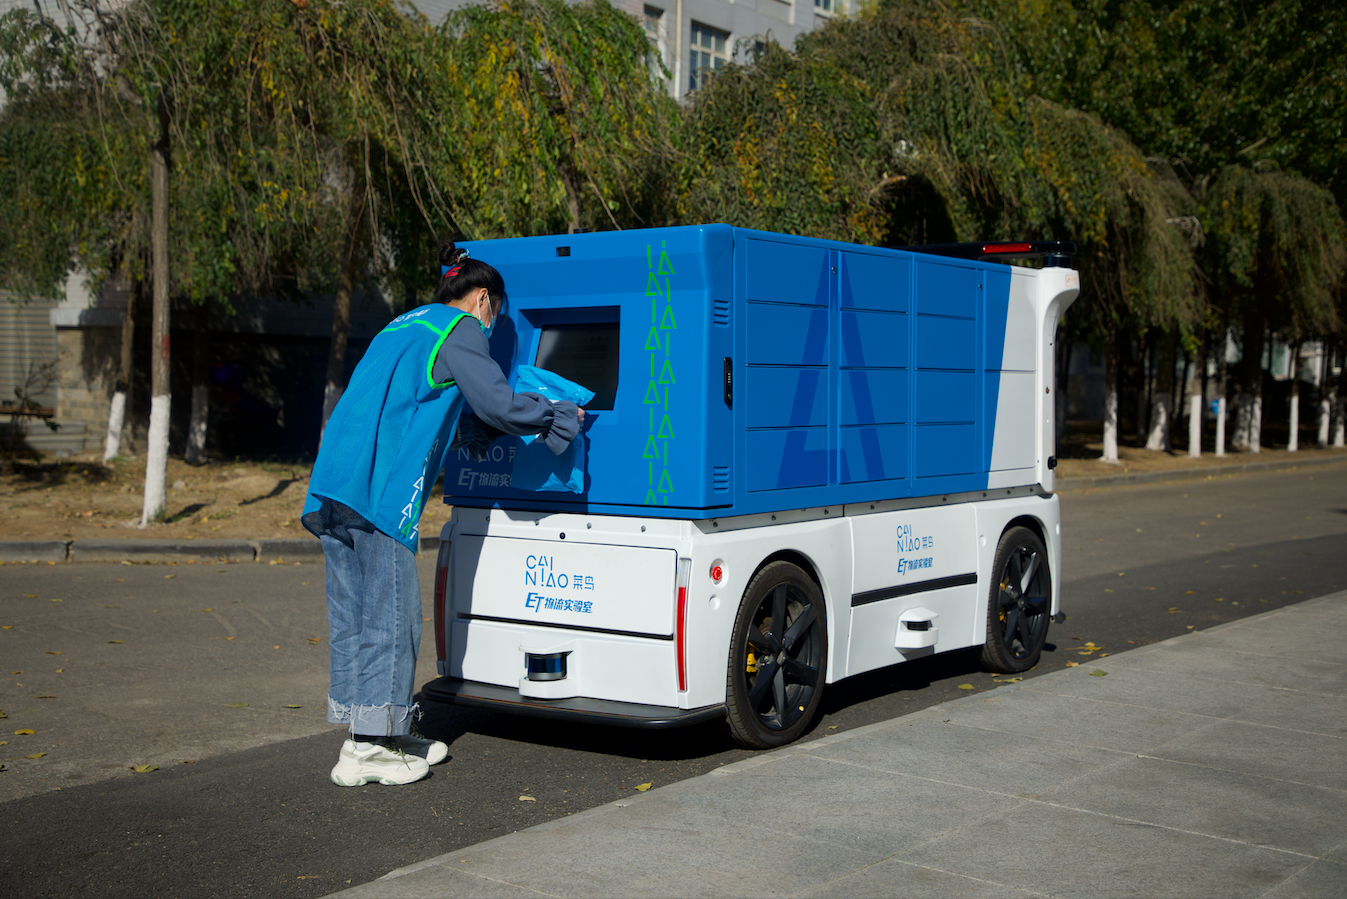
[1,464,1346,898]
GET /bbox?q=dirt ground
[1,438,1344,542]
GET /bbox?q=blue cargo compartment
[443,225,1020,518]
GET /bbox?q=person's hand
[578,408,586,423]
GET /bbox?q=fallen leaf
[1089,669,1108,677]
[1,626,10,630]
[957,683,974,690]
[200,608,213,613]
[518,795,536,802]
[182,760,195,764]
[164,575,176,579]
[1064,662,1079,668]
[827,725,838,730]
[14,729,34,735]
[222,637,235,641]
[1184,590,1195,595]
[104,604,120,608]
[225,703,249,708]
[45,651,61,655]
[1214,597,1224,602]
[119,560,132,566]
[284,704,302,709]
[1103,588,1113,593]
[10,671,20,675]
[635,782,652,792]
[24,594,36,598]
[1098,653,1110,658]
[25,752,46,759]
[108,640,124,644]
[1187,625,1195,629]
[37,695,55,700]
[308,637,322,644]
[998,677,1023,684]
[48,598,62,603]
[131,764,158,773]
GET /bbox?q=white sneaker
[394,727,449,765]
[330,738,430,787]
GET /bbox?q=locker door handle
[723,357,733,409]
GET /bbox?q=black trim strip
[851,572,979,607]
[462,613,674,641]
[422,677,726,729]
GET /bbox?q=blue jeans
[316,503,421,737]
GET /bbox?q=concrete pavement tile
[1146,719,1347,792]
[1070,641,1347,699]
[896,802,1308,899]
[1165,619,1347,666]
[1259,859,1347,899]
[932,683,1217,754]
[336,866,561,898]
[432,795,882,898]
[1038,754,1347,857]
[1019,664,1255,720]
[802,714,1133,797]
[660,752,1022,854]
[799,858,1044,899]
[1231,687,1347,738]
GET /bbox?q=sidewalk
[330,591,1347,899]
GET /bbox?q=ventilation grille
[713,297,730,327]
[712,466,731,493]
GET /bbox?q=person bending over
[302,241,583,787]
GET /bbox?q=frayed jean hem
[327,696,419,737]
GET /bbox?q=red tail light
[982,243,1033,254]
[675,558,691,692]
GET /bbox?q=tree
[435,0,676,238]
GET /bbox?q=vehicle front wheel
[724,561,828,749]
[981,526,1052,673]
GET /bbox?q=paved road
[1,465,1346,898]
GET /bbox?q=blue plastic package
[511,365,594,493]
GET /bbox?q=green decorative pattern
[643,242,677,505]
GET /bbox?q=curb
[1056,452,1347,491]
[0,535,439,564]
[4,456,1344,564]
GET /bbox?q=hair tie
[440,248,471,279]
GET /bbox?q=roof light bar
[893,240,1076,266]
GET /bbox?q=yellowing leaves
[131,764,159,773]
[634,782,652,792]
[14,729,35,735]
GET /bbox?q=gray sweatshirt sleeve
[433,318,582,452]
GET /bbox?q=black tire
[725,561,828,749]
[981,526,1052,673]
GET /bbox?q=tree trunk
[1335,343,1345,448]
[1102,339,1120,463]
[141,96,171,527]
[320,184,366,444]
[1188,393,1202,458]
[1145,329,1174,451]
[185,299,210,465]
[1317,344,1331,448]
[1287,341,1301,452]
[1215,319,1228,457]
[103,274,139,462]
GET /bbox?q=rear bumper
[421,676,726,729]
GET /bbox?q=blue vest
[304,305,478,553]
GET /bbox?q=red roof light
[982,243,1034,254]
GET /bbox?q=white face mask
[476,292,496,337]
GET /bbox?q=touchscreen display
[533,323,620,410]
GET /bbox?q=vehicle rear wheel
[981,526,1052,673]
[725,561,827,749]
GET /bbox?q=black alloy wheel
[981,526,1052,673]
[725,560,828,749]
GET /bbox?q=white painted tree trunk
[103,391,126,462]
[141,395,170,525]
[1102,385,1119,463]
[185,383,208,464]
[1231,395,1252,449]
[1288,391,1300,452]
[1250,394,1262,453]
[1188,394,1201,458]
[1145,394,1171,451]
[1334,394,1345,447]
[1319,396,1332,448]
[1215,396,1227,457]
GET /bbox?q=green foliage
[434,0,675,238]
[674,2,1201,330]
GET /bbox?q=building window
[814,0,839,12]
[689,22,728,92]
[644,6,667,79]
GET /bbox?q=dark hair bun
[438,240,466,267]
